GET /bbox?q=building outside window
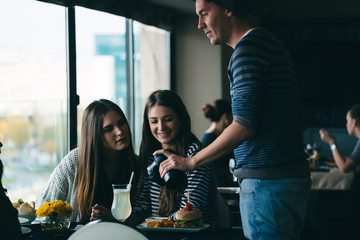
[0,0,170,203]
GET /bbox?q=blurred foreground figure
[0,141,22,239]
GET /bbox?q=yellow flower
[36,200,73,218]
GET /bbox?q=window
[0,0,170,203]
[0,0,67,202]
[75,7,170,151]
[132,21,171,149]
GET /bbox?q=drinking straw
[128,171,134,185]
[187,191,190,203]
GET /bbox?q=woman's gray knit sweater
[35,149,79,222]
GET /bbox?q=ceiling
[143,0,194,14]
[143,0,360,19]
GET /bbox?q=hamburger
[175,203,203,228]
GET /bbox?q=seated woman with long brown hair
[124,90,215,227]
[36,99,140,223]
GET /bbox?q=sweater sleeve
[35,149,78,210]
[229,31,269,132]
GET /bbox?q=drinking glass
[305,144,313,156]
[111,184,132,222]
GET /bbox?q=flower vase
[40,216,71,237]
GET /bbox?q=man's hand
[156,149,196,178]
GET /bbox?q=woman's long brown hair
[75,99,139,222]
[140,90,201,216]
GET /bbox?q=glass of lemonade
[111,184,132,221]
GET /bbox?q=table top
[22,222,246,240]
[310,169,354,191]
[141,227,245,240]
[217,187,240,194]
[218,169,355,193]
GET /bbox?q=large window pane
[133,22,171,150]
[76,7,127,122]
[76,9,171,152]
[0,0,67,202]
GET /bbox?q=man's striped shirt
[228,28,309,179]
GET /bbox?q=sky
[0,0,127,57]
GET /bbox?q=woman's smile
[148,104,180,149]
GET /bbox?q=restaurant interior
[1,0,360,239]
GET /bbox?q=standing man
[158,0,311,239]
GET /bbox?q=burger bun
[175,208,202,221]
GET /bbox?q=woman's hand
[90,204,116,222]
[319,128,335,145]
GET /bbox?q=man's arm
[158,121,255,177]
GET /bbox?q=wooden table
[310,169,354,190]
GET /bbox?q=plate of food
[13,199,37,224]
[137,203,210,232]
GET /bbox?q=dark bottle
[147,149,188,192]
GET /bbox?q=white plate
[21,226,31,235]
[18,217,29,224]
[68,222,147,240]
[137,218,210,232]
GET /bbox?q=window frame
[66,6,79,150]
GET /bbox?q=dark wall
[169,0,360,129]
[265,19,360,128]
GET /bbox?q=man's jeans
[239,177,311,240]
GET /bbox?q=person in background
[36,99,140,223]
[201,99,234,186]
[0,141,22,239]
[125,90,215,227]
[319,104,360,173]
[315,104,360,240]
[157,1,311,239]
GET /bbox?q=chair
[68,221,148,240]
[214,190,232,228]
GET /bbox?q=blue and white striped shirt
[229,28,309,179]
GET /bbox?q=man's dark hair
[349,104,360,125]
[207,0,261,19]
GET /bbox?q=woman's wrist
[328,139,335,145]
[330,143,337,150]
